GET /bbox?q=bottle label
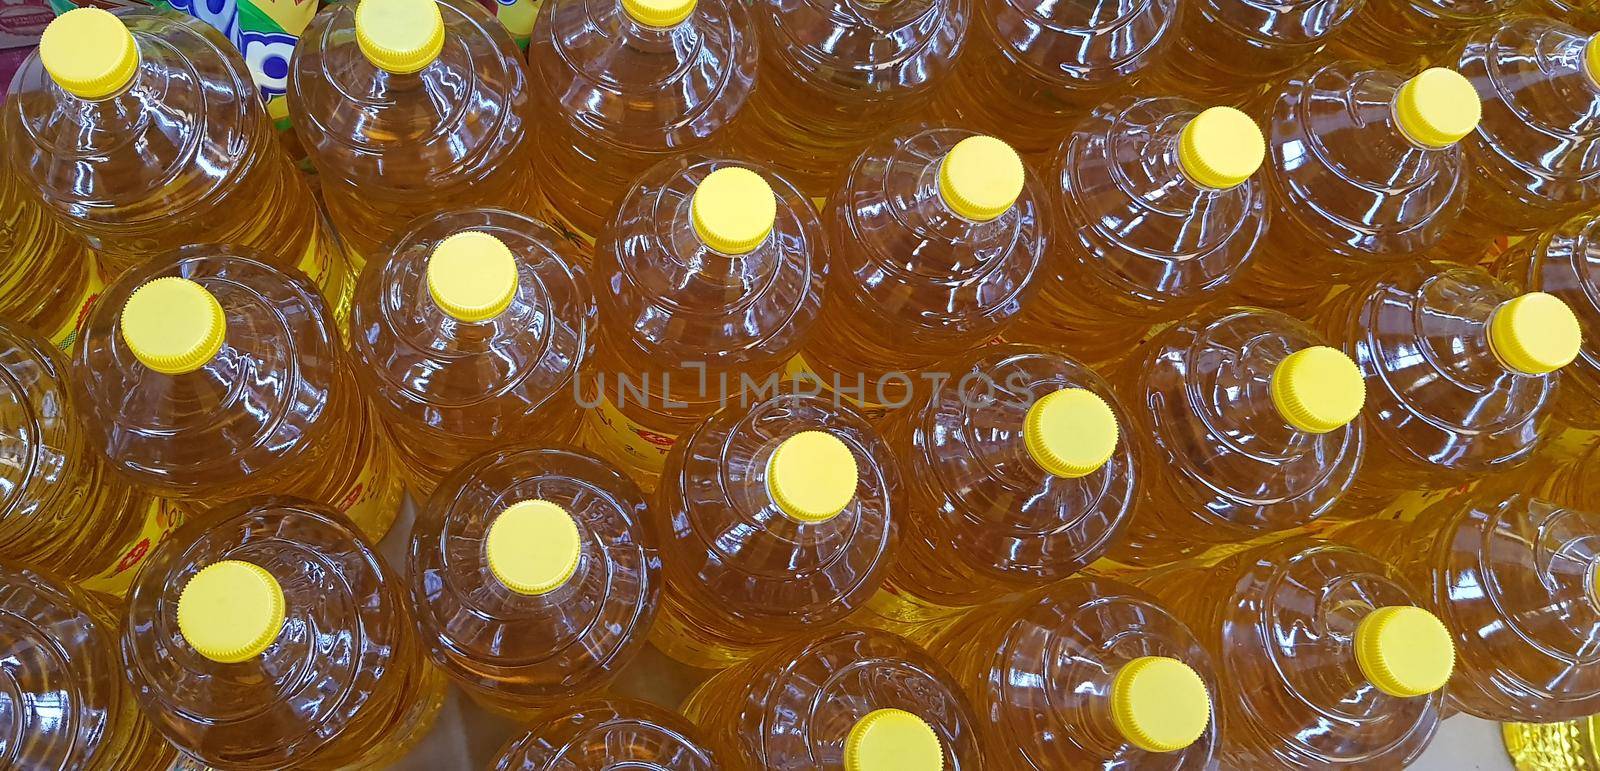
[582,395,678,471]
[1482,234,1527,266]
[80,498,190,596]
[332,445,394,539]
[491,0,542,49]
[783,353,892,421]
[48,259,105,352]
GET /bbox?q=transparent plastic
[0,170,97,346]
[1139,0,1362,104]
[681,626,982,770]
[72,246,404,540]
[289,0,538,267]
[1527,0,1600,32]
[1008,97,1267,365]
[650,390,899,668]
[1137,537,1444,768]
[1106,308,1365,567]
[348,209,595,496]
[1334,0,1522,66]
[121,498,445,770]
[408,445,660,719]
[491,697,721,770]
[0,562,176,771]
[1492,214,1600,430]
[933,0,1175,158]
[526,0,756,242]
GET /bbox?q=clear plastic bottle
[681,626,982,770]
[3,9,349,307]
[348,210,595,497]
[1526,0,1600,32]
[1492,214,1600,431]
[1105,307,1367,567]
[582,159,825,489]
[861,344,1136,629]
[408,445,659,719]
[1506,719,1600,771]
[1137,536,1454,768]
[491,697,722,770]
[932,0,1176,158]
[1232,65,1480,310]
[727,0,970,198]
[289,0,538,269]
[525,0,756,245]
[0,169,101,349]
[1334,0,1523,67]
[0,561,177,771]
[71,246,405,541]
[650,389,899,668]
[798,130,1047,412]
[926,576,1218,769]
[121,497,446,770]
[1007,102,1267,366]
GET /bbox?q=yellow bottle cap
[355,0,446,75]
[937,135,1025,222]
[844,709,944,771]
[39,8,139,100]
[428,231,519,322]
[1177,106,1265,190]
[1587,34,1600,84]
[767,431,858,523]
[1269,346,1366,434]
[1023,388,1119,478]
[485,500,583,596]
[177,560,286,664]
[1109,656,1211,753]
[691,167,776,254]
[120,277,227,375]
[1393,67,1481,149]
[1489,292,1582,375]
[1353,605,1455,698]
[622,0,697,27]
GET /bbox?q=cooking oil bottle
[860,344,1136,630]
[121,497,446,770]
[1492,214,1600,431]
[582,159,824,490]
[933,0,1176,158]
[290,0,538,269]
[1334,0,1524,67]
[0,169,100,350]
[71,245,405,541]
[1139,0,1364,104]
[492,697,722,770]
[1233,65,1479,310]
[0,561,177,771]
[727,0,969,198]
[348,210,596,497]
[1137,536,1453,768]
[4,9,350,309]
[1507,720,1600,771]
[650,389,899,669]
[1105,307,1367,567]
[681,626,982,770]
[927,576,1218,768]
[525,0,756,245]
[408,445,660,720]
[798,129,1047,415]
[1008,101,1267,366]
[1527,0,1600,32]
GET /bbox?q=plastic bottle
[797,129,1047,414]
[861,344,1136,629]
[1334,0,1523,67]
[650,389,899,668]
[1526,0,1600,32]
[1506,720,1600,771]
[1007,101,1267,365]
[491,697,722,770]
[408,445,659,719]
[933,0,1176,158]
[582,159,825,489]
[0,170,100,349]
[348,210,595,497]
[727,0,970,198]
[3,9,349,309]
[1137,536,1453,768]
[681,626,982,770]
[525,0,756,245]
[926,576,1218,768]
[71,245,405,541]
[289,0,538,269]
[1105,307,1366,567]
[121,497,446,770]
[0,561,177,771]
[1232,64,1479,310]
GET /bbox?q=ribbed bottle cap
[428,231,518,322]
[485,500,583,596]
[691,167,776,255]
[1269,346,1366,434]
[622,0,697,28]
[120,277,227,375]
[766,431,857,523]
[1353,605,1455,698]
[355,0,446,74]
[40,8,138,100]
[1587,34,1600,84]
[1023,388,1119,478]
[177,560,286,664]
[1393,67,1481,149]
[1177,106,1265,190]
[844,709,944,771]
[1488,292,1582,375]
[937,135,1025,222]
[1110,656,1211,753]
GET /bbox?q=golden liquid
[1506,720,1600,771]
[0,173,97,344]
